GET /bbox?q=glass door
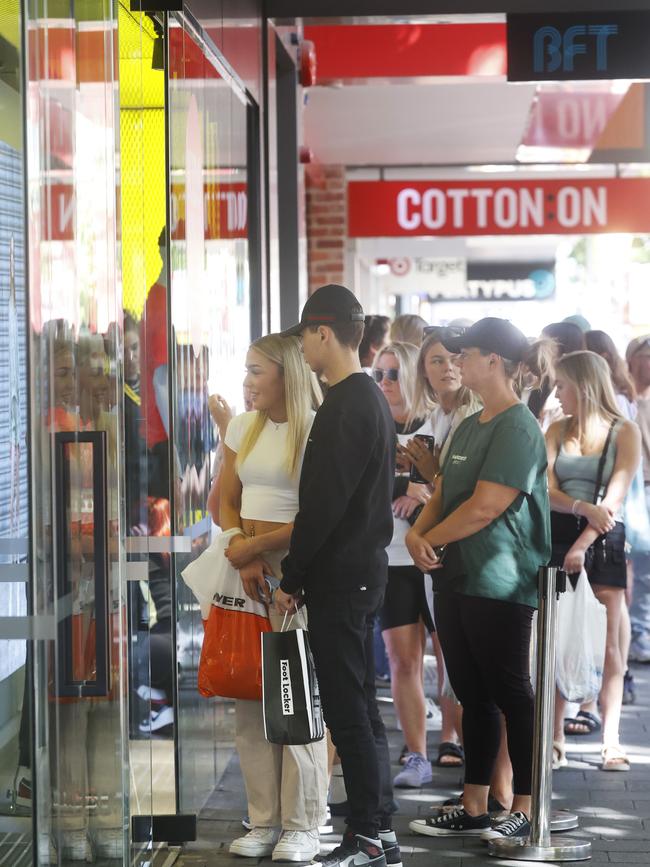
[0,1,31,864]
[22,0,129,863]
[167,11,252,819]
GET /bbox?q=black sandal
[563,710,601,736]
[436,741,464,767]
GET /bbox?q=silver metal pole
[489,567,591,862]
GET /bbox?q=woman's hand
[392,496,420,519]
[579,502,615,535]
[225,534,258,569]
[406,482,431,504]
[401,440,440,483]
[208,393,233,439]
[563,544,586,576]
[239,558,273,603]
[406,530,441,573]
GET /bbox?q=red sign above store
[348,178,650,237]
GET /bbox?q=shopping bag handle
[281,607,298,632]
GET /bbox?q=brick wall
[305,165,346,294]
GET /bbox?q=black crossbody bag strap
[593,420,617,505]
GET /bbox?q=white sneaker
[272,829,320,862]
[138,704,174,733]
[230,827,281,857]
[425,697,442,732]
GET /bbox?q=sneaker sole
[272,849,319,862]
[230,845,276,857]
[394,771,433,789]
[408,821,487,838]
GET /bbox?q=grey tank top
[554,421,620,509]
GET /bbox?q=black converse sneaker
[313,831,387,867]
[409,807,491,837]
[429,793,506,818]
[481,811,531,843]
[378,829,402,867]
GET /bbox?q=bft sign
[507,12,650,81]
[533,25,617,75]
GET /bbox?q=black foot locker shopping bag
[261,618,325,745]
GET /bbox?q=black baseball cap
[280,284,365,338]
[440,317,529,363]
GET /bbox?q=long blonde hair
[237,334,322,477]
[412,330,479,423]
[556,350,624,449]
[372,341,426,422]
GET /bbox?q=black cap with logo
[440,317,529,363]
[280,284,365,338]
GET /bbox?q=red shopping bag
[197,567,271,701]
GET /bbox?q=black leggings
[434,592,535,795]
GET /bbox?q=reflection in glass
[168,17,251,815]
[0,5,30,860]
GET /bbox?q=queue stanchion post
[488,567,591,862]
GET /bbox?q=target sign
[389,257,411,276]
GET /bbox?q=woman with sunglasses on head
[405,319,554,843]
[371,342,435,789]
[546,351,640,772]
[400,328,480,771]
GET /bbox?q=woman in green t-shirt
[405,318,553,844]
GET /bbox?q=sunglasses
[373,368,399,383]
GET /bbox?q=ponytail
[503,337,556,396]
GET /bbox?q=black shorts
[550,512,627,589]
[380,565,435,632]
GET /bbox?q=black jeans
[306,587,394,838]
[434,592,535,795]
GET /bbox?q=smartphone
[432,544,447,564]
[257,576,278,603]
[409,434,436,484]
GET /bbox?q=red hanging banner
[348,178,650,237]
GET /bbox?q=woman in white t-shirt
[219,334,328,863]
[372,341,435,789]
[400,327,480,772]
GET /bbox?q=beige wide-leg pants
[234,551,328,831]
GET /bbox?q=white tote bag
[555,569,607,703]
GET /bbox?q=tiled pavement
[178,662,650,867]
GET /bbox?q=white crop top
[224,411,314,523]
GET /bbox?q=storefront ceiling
[302,21,648,169]
[304,81,537,167]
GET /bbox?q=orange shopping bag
[183,530,272,700]
[199,591,271,700]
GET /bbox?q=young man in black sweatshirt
[275,284,399,867]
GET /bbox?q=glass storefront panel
[0,2,31,863]
[23,1,127,862]
[117,4,177,844]
[167,14,251,816]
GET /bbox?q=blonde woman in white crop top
[219,334,328,861]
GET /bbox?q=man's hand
[240,558,273,603]
[406,531,442,573]
[274,587,302,614]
